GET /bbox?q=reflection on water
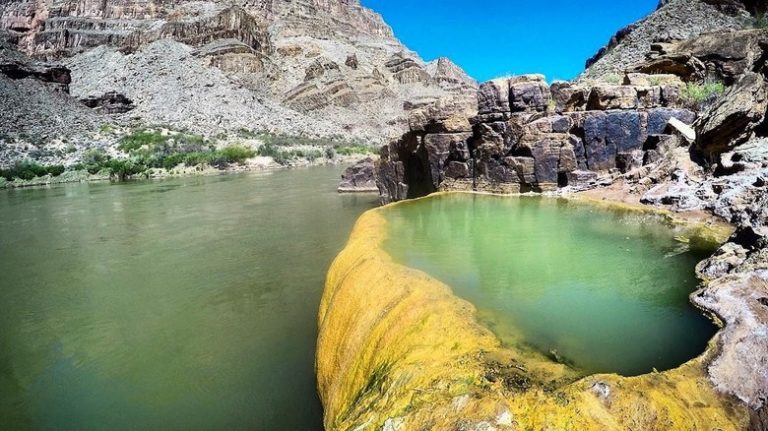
[0,166,377,431]
[383,194,717,376]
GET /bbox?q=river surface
[0,166,377,431]
[383,193,718,376]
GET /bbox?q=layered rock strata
[0,0,478,154]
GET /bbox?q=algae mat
[317,193,749,431]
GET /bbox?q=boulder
[616,150,644,173]
[477,78,511,115]
[375,157,407,204]
[408,98,475,133]
[623,73,684,87]
[473,121,512,157]
[507,156,537,184]
[480,158,518,183]
[80,91,135,114]
[509,76,551,112]
[444,161,471,179]
[635,86,663,109]
[647,107,696,135]
[587,85,638,110]
[583,111,648,171]
[550,81,588,112]
[516,132,572,184]
[631,29,768,84]
[423,133,472,188]
[566,170,598,188]
[668,117,696,143]
[338,157,378,193]
[345,54,359,69]
[696,72,768,158]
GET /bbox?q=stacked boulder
[376,73,695,203]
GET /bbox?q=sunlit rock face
[317,196,750,431]
[0,0,478,146]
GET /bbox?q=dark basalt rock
[648,107,696,135]
[0,59,71,89]
[550,81,588,113]
[583,111,648,171]
[423,133,472,188]
[338,157,377,193]
[345,54,358,69]
[80,92,135,114]
[696,72,768,159]
[477,79,510,115]
[444,161,470,179]
[510,78,551,113]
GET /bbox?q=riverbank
[0,152,374,190]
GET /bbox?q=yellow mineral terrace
[316,194,748,431]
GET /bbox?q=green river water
[383,193,718,377]
[0,166,378,431]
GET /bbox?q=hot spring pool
[383,193,719,376]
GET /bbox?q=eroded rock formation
[376,74,696,203]
[337,157,377,193]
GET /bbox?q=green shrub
[681,80,725,108]
[333,144,374,156]
[755,12,768,28]
[0,161,66,181]
[81,149,111,174]
[602,73,623,85]
[46,165,65,177]
[218,145,256,163]
[118,129,167,152]
[174,133,206,150]
[107,159,147,181]
[237,128,259,139]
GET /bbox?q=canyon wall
[0,0,477,156]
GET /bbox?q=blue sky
[360,0,658,82]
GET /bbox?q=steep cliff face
[0,0,477,149]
